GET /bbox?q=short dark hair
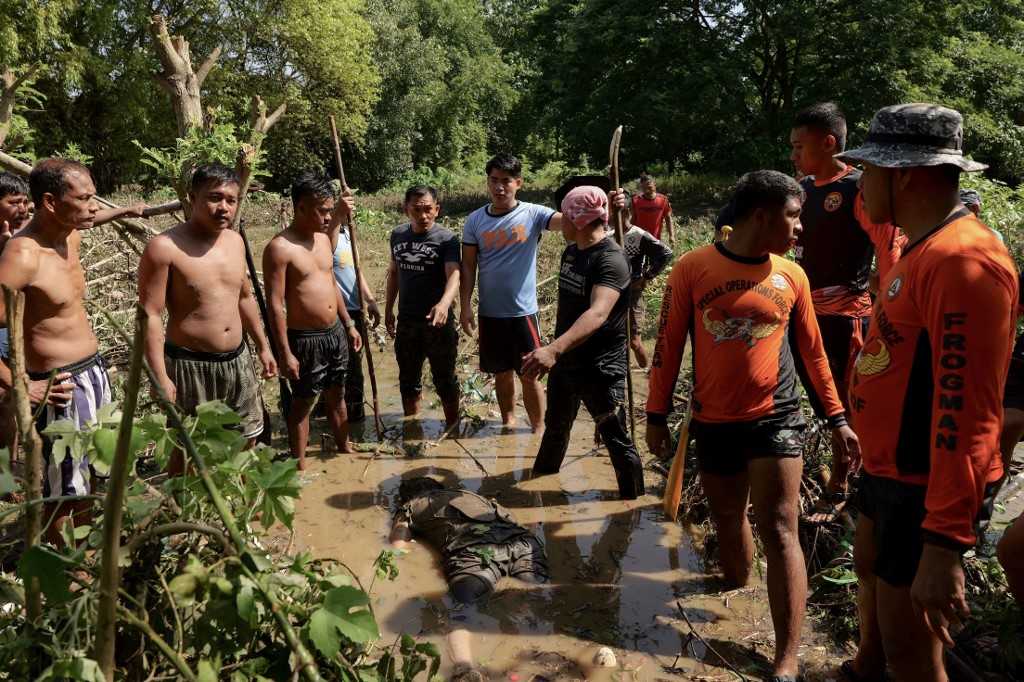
[290,171,336,207]
[404,185,438,204]
[731,170,804,222]
[485,154,522,178]
[639,173,654,183]
[794,102,847,152]
[29,159,92,207]
[0,172,28,200]
[190,163,240,194]
[397,476,445,506]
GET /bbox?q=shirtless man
[139,164,277,470]
[0,159,104,542]
[263,172,362,469]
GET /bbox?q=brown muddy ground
[278,343,846,682]
[233,209,855,681]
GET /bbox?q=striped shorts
[32,354,111,497]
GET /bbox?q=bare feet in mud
[338,441,357,455]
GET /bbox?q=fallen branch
[453,437,489,477]
[122,521,234,559]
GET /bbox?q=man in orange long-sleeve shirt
[646,170,860,682]
[839,104,1017,682]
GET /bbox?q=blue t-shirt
[333,229,360,312]
[462,201,556,318]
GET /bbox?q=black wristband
[922,530,972,555]
[646,412,668,427]
[826,413,848,429]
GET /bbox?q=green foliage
[134,112,251,202]
[0,399,437,680]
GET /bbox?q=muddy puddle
[275,333,846,682]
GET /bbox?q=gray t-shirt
[390,223,461,319]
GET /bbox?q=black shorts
[287,320,349,400]
[445,535,549,603]
[1004,334,1024,410]
[478,314,543,375]
[855,472,929,587]
[691,411,806,476]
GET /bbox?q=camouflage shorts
[690,410,806,476]
[444,535,549,603]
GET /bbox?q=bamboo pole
[95,305,147,680]
[328,116,383,441]
[2,286,42,622]
[609,126,637,438]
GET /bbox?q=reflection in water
[291,385,833,680]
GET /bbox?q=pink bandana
[560,186,608,230]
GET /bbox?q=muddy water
[283,334,842,681]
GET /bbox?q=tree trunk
[0,65,40,149]
[148,15,220,138]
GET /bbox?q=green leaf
[34,657,105,682]
[197,657,221,682]
[18,546,73,604]
[91,428,118,473]
[196,400,242,426]
[308,585,380,658]
[250,459,300,528]
[168,574,199,606]
[0,448,16,496]
[237,582,255,624]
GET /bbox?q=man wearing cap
[525,182,645,499]
[840,104,1017,682]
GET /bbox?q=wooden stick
[329,115,383,442]
[609,125,637,438]
[95,305,147,681]
[676,601,748,681]
[663,387,693,522]
[3,286,42,622]
[239,218,291,420]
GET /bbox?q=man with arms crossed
[631,173,674,245]
[139,164,277,473]
[263,172,362,469]
[646,170,860,682]
[840,105,1017,682]
[0,159,105,542]
[385,186,461,426]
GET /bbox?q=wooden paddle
[662,390,693,521]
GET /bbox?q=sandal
[804,489,848,525]
[839,659,888,682]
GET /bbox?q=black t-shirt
[390,224,461,318]
[795,169,873,292]
[554,237,631,376]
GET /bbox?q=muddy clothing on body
[394,489,549,603]
[533,237,645,499]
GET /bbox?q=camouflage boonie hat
[836,103,987,172]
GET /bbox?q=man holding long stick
[527,182,644,499]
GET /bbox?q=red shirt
[850,210,1018,548]
[647,243,844,425]
[632,193,672,239]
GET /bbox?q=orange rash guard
[850,209,1018,549]
[647,242,846,427]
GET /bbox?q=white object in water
[593,647,617,668]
